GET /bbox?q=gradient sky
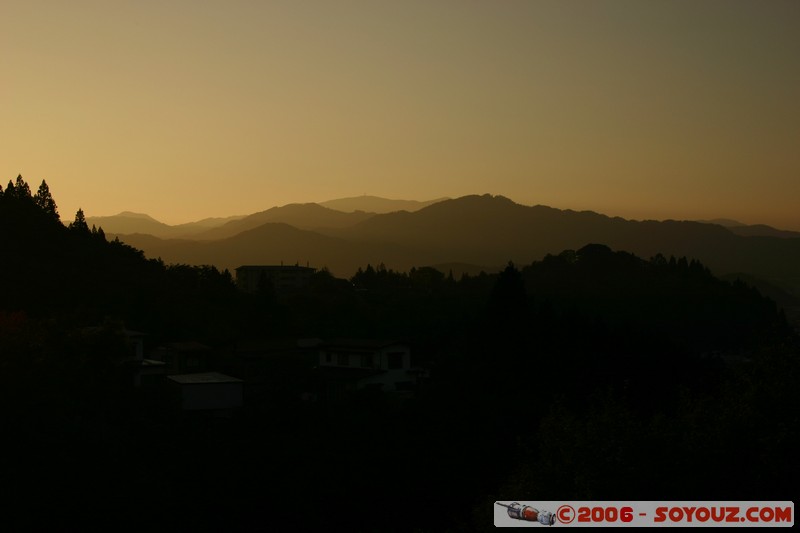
[2,0,799,228]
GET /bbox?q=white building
[308,339,422,395]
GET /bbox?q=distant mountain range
[87,195,447,239]
[193,203,375,240]
[106,194,800,298]
[696,218,800,239]
[117,223,373,275]
[86,211,247,239]
[318,195,449,213]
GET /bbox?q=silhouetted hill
[338,194,800,293]
[194,203,376,240]
[86,212,246,239]
[114,223,420,276]
[319,195,448,213]
[697,218,746,227]
[1,176,243,339]
[718,272,800,330]
[86,212,174,237]
[116,211,157,221]
[726,224,800,239]
[696,219,800,239]
[109,194,800,294]
[88,197,446,239]
[521,244,788,351]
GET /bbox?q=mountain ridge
[194,203,376,240]
[319,195,449,214]
[109,194,800,296]
[86,195,451,237]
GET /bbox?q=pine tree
[69,208,90,233]
[14,175,31,199]
[33,180,60,220]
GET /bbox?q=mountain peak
[115,211,160,222]
[320,195,448,214]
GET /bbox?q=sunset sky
[2,1,798,228]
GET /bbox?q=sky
[2,0,799,228]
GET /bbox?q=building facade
[311,339,421,398]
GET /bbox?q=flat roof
[168,372,243,384]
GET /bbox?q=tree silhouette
[33,180,59,221]
[69,208,90,233]
[489,261,527,317]
[14,175,31,199]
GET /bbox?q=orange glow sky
[2,1,799,228]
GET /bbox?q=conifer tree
[14,175,31,199]
[69,208,90,233]
[33,180,60,220]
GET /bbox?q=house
[168,372,244,411]
[125,329,146,359]
[122,329,169,387]
[81,325,145,359]
[80,325,163,388]
[305,339,427,401]
[235,265,315,293]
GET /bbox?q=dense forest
[1,175,798,530]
